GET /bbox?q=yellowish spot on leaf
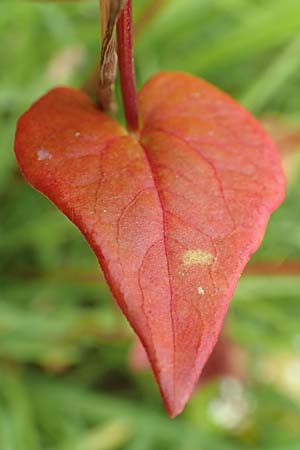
[183,249,214,267]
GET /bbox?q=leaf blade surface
[15,72,285,417]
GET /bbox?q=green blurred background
[1,1,300,449]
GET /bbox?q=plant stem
[100,0,110,40]
[83,0,167,103]
[117,0,139,132]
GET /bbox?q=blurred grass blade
[241,37,300,113]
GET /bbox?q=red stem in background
[117,0,139,132]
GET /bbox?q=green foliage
[1,1,300,449]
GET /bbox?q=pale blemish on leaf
[37,148,52,161]
[197,286,205,295]
[182,249,214,267]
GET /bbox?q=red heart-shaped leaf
[15,72,285,417]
